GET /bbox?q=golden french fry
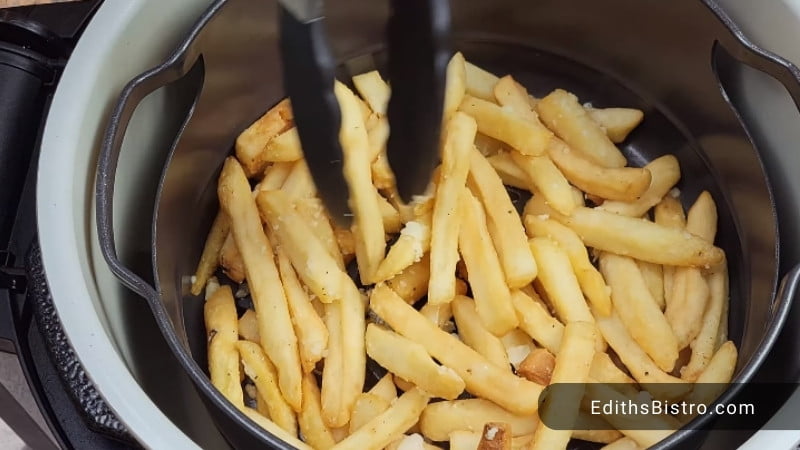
[517,348,555,385]
[420,399,539,442]
[458,189,518,335]
[511,289,563,354]
[237,341,298,436]
[665,267,710,350]
[386,253,431,304]
[524,216,611,316]
[420,301,454,330]
[192,211,229,295]
[335,80,386,284]
[369,374,398,404]
[204,286,244,408]
[259,161,295,190]
[334,226,356,261]
[444,52,467,121]
[681,341,737,414]
[478,422,513,450]
[452,296,511,369]
[585,382,673,449]
[294,197,344,269]
[371,151,396,191]
[376,191,402,234]
[511,152,575,215]
[235,98,293,176]
[393,374,416,393]
[494,75,539,122]
[535,89,626,168]
[264,127,303,162]
[459,95,552,156]
[468,148,537,287]
[600,437,642,450]
[217,157,302,410]
[258,190,347,303]
[529,237,594,324]
[321,301,344,427]
[687,190,718,243]
[546,138,651,202]
[331,426,349,443]
[242,408,313,450]
[370,285,544,414]
[589,353,638,397]
[465,61,500,101]
[276,248,329,372]
[366,324,465,400]
[475,133,508,157]
[238,309,260,343]
[500,329,537,369]
[531,322,597,450]
[353,70,390,116]
[299,372,336,450]
[374,212,432,282]
[282,159,317,199]
[428,112,478,305]
[600,155,680,217]
[637,260,665,310]
[487,152,532,190]
[682,259,728,381]
[331,388,430,450]
[349,393,391,434]
[586,107,644,143]
[339,282,367,425]
[219,233,245,283]
[557,207,724,267]
[654,196,685,309]
[367,116,389,162]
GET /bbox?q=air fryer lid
[95,0,800,448]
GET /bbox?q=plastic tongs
[279,0,450,227]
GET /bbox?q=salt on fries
[194,58,736,449]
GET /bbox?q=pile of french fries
[191,52,736,450]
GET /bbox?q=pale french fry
[294,197,344,269]
[557,207,724,267]
[386,253,431,304]
[371,151,396,191]
[517,348,555,385]
[367,116,389,162]
[237,341,298,436]
[600,155,680,217]
[335,80,386,284]
[589,353,638,398]
[465,61,500,101]
[444,52,467,121]
[487,152,532,190]
[238,309,260,343]
[420,399,539,442]
[511,152,575,215]
[369,374,398,404]
[449,430,533,450]
[600,437,642,450]
[321,301,345,427]
[599,253,679,372]
[242,408,312,450]
[192,211,229,295]
[386,434,440,450]
[370,285,544,414]
[511,289,563,354]
[459,95,552,156]
[585,382,673,449]
[217,157,302,410]
[524,216,611,316]
[353,70,390,116]
[339,282,367,425]
[452,296,511,369]
[428,112,477,305]
[637,260,665,310]
[376,191,402,234]
[259,161,295,190]
[468,148,537,287]
[276,248,329,373]
[264,127,303,162]
[334,226,356,261]
[546,138,651,202]
[299,372,337,450]
[594,310,690,400]
[458,189,518,335]
[331,388,430,450]
[494,75,539,122]
[235,98,293,176]
[682,259,728,381]
[572,413,624,443]
[374,213,432,282]
[478,422,513,450]
[258,190,347,303]
[349,393,391,434]
[393,375,416,393]
[282,159,317,199]
[219,232,245,283]
[531,321,597,450]
[681,340,737,416]
[535,89,626,168]
[500,329,537,369]
[475,133,508,156]
[365,324,465,400]
[665,267,710,350]
[586,107,644,143]
[522,191,553,218]
[204,286,244,408]
[420,301,454,330]
[529,237,594,324]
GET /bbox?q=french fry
[682,258,728,381]
[235,98,293,176]
[465,61,500,101]
[500,329,537,370]
[204,286,244,408]
[557,207,724,267]
[459,95,552,156]
[494,75,539,122]
[546,138,651,202]
[192,211,229,295]
[217,157,302,410]
[237,341,298,436]
[585,382,673,449]
[600,155,680,217]
[259,161,295,190]
[468,148,537,288]
[258,190,347,303]
[374,212,432,282]
[276,248,329,373]
[376,191,402,234]
[365,324,465,400]
[238,309,260,343]
[511,152,575,215]
[330,388,430,450]
[393,375,416,393]
[299,372,337,450]
[428,112,477,305]
[385,434,440,450]
[264,127,303,162]
[420,399,539,442]
[487,152,532,190]
[219,233,245,283]
[512,289,563,354]
[681,341,737,415]
[335,80,386,284]
[599,253,679,372]
[654,196,685,309]
[386,253,431,304]
[420,301,454,330]
[353,70,390,116]
[369,374,398,404]
[524,216,611,316]
[294,197,344,269]
[572,413,624,443]
[475,133,508,157]
[242,408,313,450]
[321,301,345,427]
[517,348,555,385]
[686,190,718,243]
[282,159,317,199]
[452,296,511,369]
[449,430,534,450]
[637,260,665,310]
[349,393,391,434]
[458,189,518,335]
[586,107,644,143]
[331,426,349,443]
[478,422,513,450]
[600,437,642,450]
[535,89,626,168]
[367,116,389,162]
[370,285,544,414]
[339,282,367,425]
[371,151,396,191]
[529,237,594,324]
[665,267,710,350]
[444,52,467,121]
[334,226,356,261]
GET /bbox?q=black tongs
[279,0,450,227]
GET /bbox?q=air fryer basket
[96,0,800,448]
